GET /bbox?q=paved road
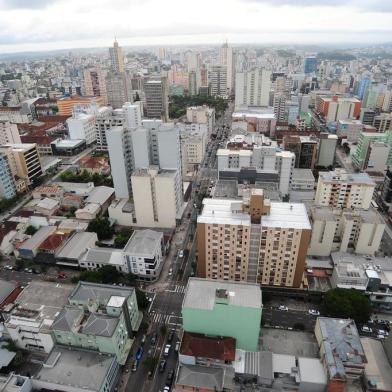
[263,308,318,332]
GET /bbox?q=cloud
[0,0,60,9]
[243,0,392,12]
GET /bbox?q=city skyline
[0,0,392,53]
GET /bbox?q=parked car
[159,359,166,373]
[175,341,180,352]
[4,265,13,270]
[135,347,143,360]
[361,326,373,333]
[378,329,389,336]
[166,369,175,386]
[167,329,175,343]
[308,309,320,316]
[131,360,138,372]
[168,268,173,276]
[150,333,158,345]
[57,271,67,279]
[278,305,288,311]
[178,250,184,258]
[163,344,171,358]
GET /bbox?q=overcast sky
[0,0,391,53]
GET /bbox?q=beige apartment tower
[197,190,311,288]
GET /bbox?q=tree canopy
[72,265,122,284]
[322,288,372,324]
[60,169,113,187]
[87,217,114,240]
[169,95,228,119]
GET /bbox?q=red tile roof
[180,332,236,361]
[38,233,70,251]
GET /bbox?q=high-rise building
[106,72,132,109]
[218,42,234,93]
[144,78,169,121]
[109,39,125,73]
[83,67,108,104]
[131,166,183,229]
[235,68,271,108]
[95,107,125,151]
[0,143,43,186]
[304,55,317,74]
[316,96,361,122]
[283,135,318,170]
[0,153,17,199]
[273,93,286,121]
[0,121,21,145]
[315,169,376,210]
[197,190,311,288]
[186,106,215,136]
[316,133,338,168]
[67,107,97,145]
[208,65,227,97]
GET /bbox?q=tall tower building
[106,72,132,109]
[144,78,169,121]
[83,67,108,104]
[235,68,271,108]
[209,66,227,97]
[109,39,125,73]
[219,42,234,93]
[0,153,16,200]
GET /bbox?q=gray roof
[0,279,17,304]
[123,229,162,255]
[34,347,116,391]
[0,342,16,369]
[56,232,97,260]
[176,364,234,390]
[51,306,84,332]
[183,278,262,311]
[292,168,315,181]
[69,281,133,305]
[85,186,114,205]
[82,313,119,337]
[19,226,56,250]
[317,317,365,380]
[243,351,273,380]
[83,248,125,266]
[298,357,327,385]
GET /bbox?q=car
[308,309,320,316]
[167,329,175,343]
[378,329,389,336]
[159,359,166,373]
[131,360,138,372]
[377,334,385,339]
[24,268,33,273]
[278,305,288,311]
[178,250,184,258]
[141,334,146,344]
[175,341,180,352]
[135,347,143,360]
[168,268,173,276]
[163,344,171,357]
[361,326,373,333]
[150,333,158,345]
[163,387,170,392]
[166,369,174,386]
[4,265,13,270]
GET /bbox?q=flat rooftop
[56,232,97,260]
[183,278,262,311]
[319,169,376,186]
[261,202,311,230]
[123,229,162,255]
[34,346,116,391]
[292,168,315,181]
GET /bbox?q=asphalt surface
[263,307,319,332]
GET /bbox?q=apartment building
[197,190,311,288]
[83,66,108,104]
[0,153,17,199]
[106,72,132,109]
[144,78,169,121]
[283,135,318,170]
[67,111,96,145]
[314,169,376,210]
[51,282,140,365]
[0,120,21,144]
[217,133,295,195]
[109,39,125,73]
[0,143,43,186]
[235,68,271,108]
[317,133,338,168]
[186,106,215,136]
[316,96,361,122]
[308,206,385,256]
[209,65,228,98]
[131,167,183,229]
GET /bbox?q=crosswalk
[150,312,183,326]
[165,284,186,294]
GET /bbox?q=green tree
[87,217,114,240]
[72,266,122,284]
[322,288,372,324]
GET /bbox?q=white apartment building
[317,133,338,168]
[0,120,21,144]
[131,167,183,229]
[209,65,227,98]
[235,68,271,108]
[308,206,385,256]
[123,229,164,281]
[315,169,376,210]
[95,107,125,151]
[337,120,364,142]
[67,112,96,145]
[364,141,390,172]
[186,106,215,136]
[197,190,311,287]
[217,134,295,195]
[4,281,73,353]
[179,123,208,171]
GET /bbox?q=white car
[168,268,173,276]
[361,326,373,333]
[378,329,389,336]
[278,305,288,311]
[178,250,184,258]
[308,309,320,316]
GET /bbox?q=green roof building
[51,282,141,365]
[182,278,262,351]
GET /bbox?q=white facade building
[0,120,21,145]
[186,106,215,136]
[67,113,96,145]
[235,68,271,108]
[179,123,208,171]
[317,133,338,168]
